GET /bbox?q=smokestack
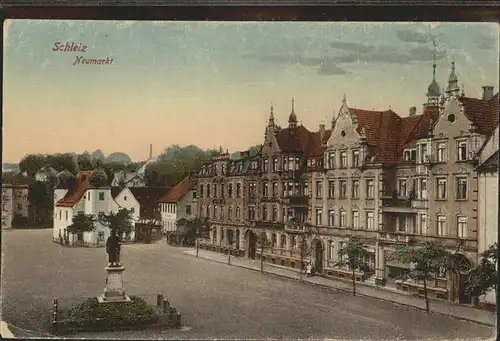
[149,144,152,159]
[482,86,494,101]
[319,124,325,141]
[409,106,417,117]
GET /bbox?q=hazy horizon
[3,20,499,163]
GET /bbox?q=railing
[378,232,410,244]
[282,195,309,206]
[254,221,285,230]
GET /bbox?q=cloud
[317,61,349,76]
[475,32,496,50]
[330,40,376,53]
[396,29,434,44]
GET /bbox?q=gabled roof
[477,150,499,173]
[157,176,196,204]
[56,171,92,207]
[111,187,123,199]
[462,93,499,135]
[307,129,332,157]
[129,186,170,217]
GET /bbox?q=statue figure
[106,230,121,267]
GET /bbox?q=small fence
[50,293,181,335]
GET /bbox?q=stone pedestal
[97,266,131,303]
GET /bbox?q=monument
[97,230,131,303]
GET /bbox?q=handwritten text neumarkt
[52,42,114,65]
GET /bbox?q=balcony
[260,196,280,203]
[282,195,309,206]
[279,170,303,180]
[381,193,427,213]
[254,221,285,230]
[378,232,411,244]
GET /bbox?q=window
[213,205,218,219]
[249,183,256,197]
[228,184,233,197]
[352,150,360,167]
[271,233,277,247]
[65,211,68,221]
[228,206,232,219]
[327,180,335,198]
[352,211,360,228]
[220,184,225,197]
[366,179,374,199]
[98,232,105,241]
[328,241,335,260]
[340,151,347,168]
[200,185,204,198]
[328,152,336,169]
[456,177,468,200]
[316,209,323,225]
[17,203,22,210]
[339,180,347,199]
[99,192,105,201]
[263,183,269,197]
[418,214,427,234]
[262,205,268,221]
[220,206,224,220]
[287,182,294,196]
[192,190,197,199]
[264,159,269,172]
[272,182,278,196]
[340,210,347,227]
[206,205,210,217]
[186,205,192,215]
[58,210,62,220]
[248,206,256,221]
[437,215,447,236]
[328,210,335,226]
[292,236,298,249]
[280,235,287,249]
[273,158,278,172]
[123,196,127,201]
[420,144,428,163]
[304,182,309,197]
[457,217,467,238]
[200,205,204,217]
[207,184,211,197]
[213,184,218,198]
[366,211,375,230]
[236,206,241,219]
[130,207,135,214]
[294,157,300,171]
[351,180,359,199]
[88,194,91,201]
[397,179,407,197]
[418,178,427,199]
[437,142,446,162]
[436,178,447,199]
[315,181,323,198]
[272,206,278,221]
[236,183,241,197]
[457,141,467,161]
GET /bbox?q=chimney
[149,144,153,159]
[319,124,325,141]
[482,86,494,100]
[409,106,417,117]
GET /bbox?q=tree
[46,153,79,174]
[100,209,134,237]
[259,232,271,274]
[67,213,97,245]
[336,237,370,296]
[176,217,211,252]
[19,154,46,178]
[465,243,498,300]
[388,242,452,313]
[77,152,95,171]
[27,181,53,224]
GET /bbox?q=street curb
[186,251,496,328]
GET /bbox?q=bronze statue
[106,230,121,267]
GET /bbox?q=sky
[3,20,499,163]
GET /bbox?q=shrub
[65,296,157,328]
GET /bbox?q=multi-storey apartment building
[308,61,499,304]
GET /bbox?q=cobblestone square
[1,230,495,340]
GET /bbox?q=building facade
[1,184,29,229]
[196,61,499,305]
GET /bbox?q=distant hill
[91,149,106,162]
[105,152,132,164]
[2,163,19,173]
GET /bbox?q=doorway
[245,230,257,259]
[312,239,324,273]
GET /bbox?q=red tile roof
[56,171,92,207]
[129,186,170,217]
[157,175,196,204]
[462,93,499,135]
[307,129,332,157]
[276,125,311,154]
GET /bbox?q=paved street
[1,229,496,340]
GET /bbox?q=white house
[1,184,29,229]
[157,175,197,233]
[52,170,157,246]
[477,124,499,308]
